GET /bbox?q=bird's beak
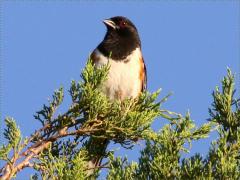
[103,19,117,29]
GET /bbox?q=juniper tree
[0,60,239,179]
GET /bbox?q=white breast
[94,48,142,100]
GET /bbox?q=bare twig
[0,123,104,180]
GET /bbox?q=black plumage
[98,16,141,60]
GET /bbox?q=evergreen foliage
[0,60,239,179]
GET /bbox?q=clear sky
[1,1,239,179]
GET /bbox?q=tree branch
[0,121,104,180]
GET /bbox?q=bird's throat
[98,32,140,60]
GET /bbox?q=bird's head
[103,16,139,40]
[98,16,141,60]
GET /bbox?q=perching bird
[87,16,147,173]
[91,16,147,100]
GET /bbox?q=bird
[87,16,147,174]
[90,16,147,101]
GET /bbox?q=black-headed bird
[87,16,147,173]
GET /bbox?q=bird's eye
[119,20,127,28]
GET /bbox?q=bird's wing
[90,49,100,64]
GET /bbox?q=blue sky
[1,1,239,179]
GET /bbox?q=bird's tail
[86,137,109,176]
